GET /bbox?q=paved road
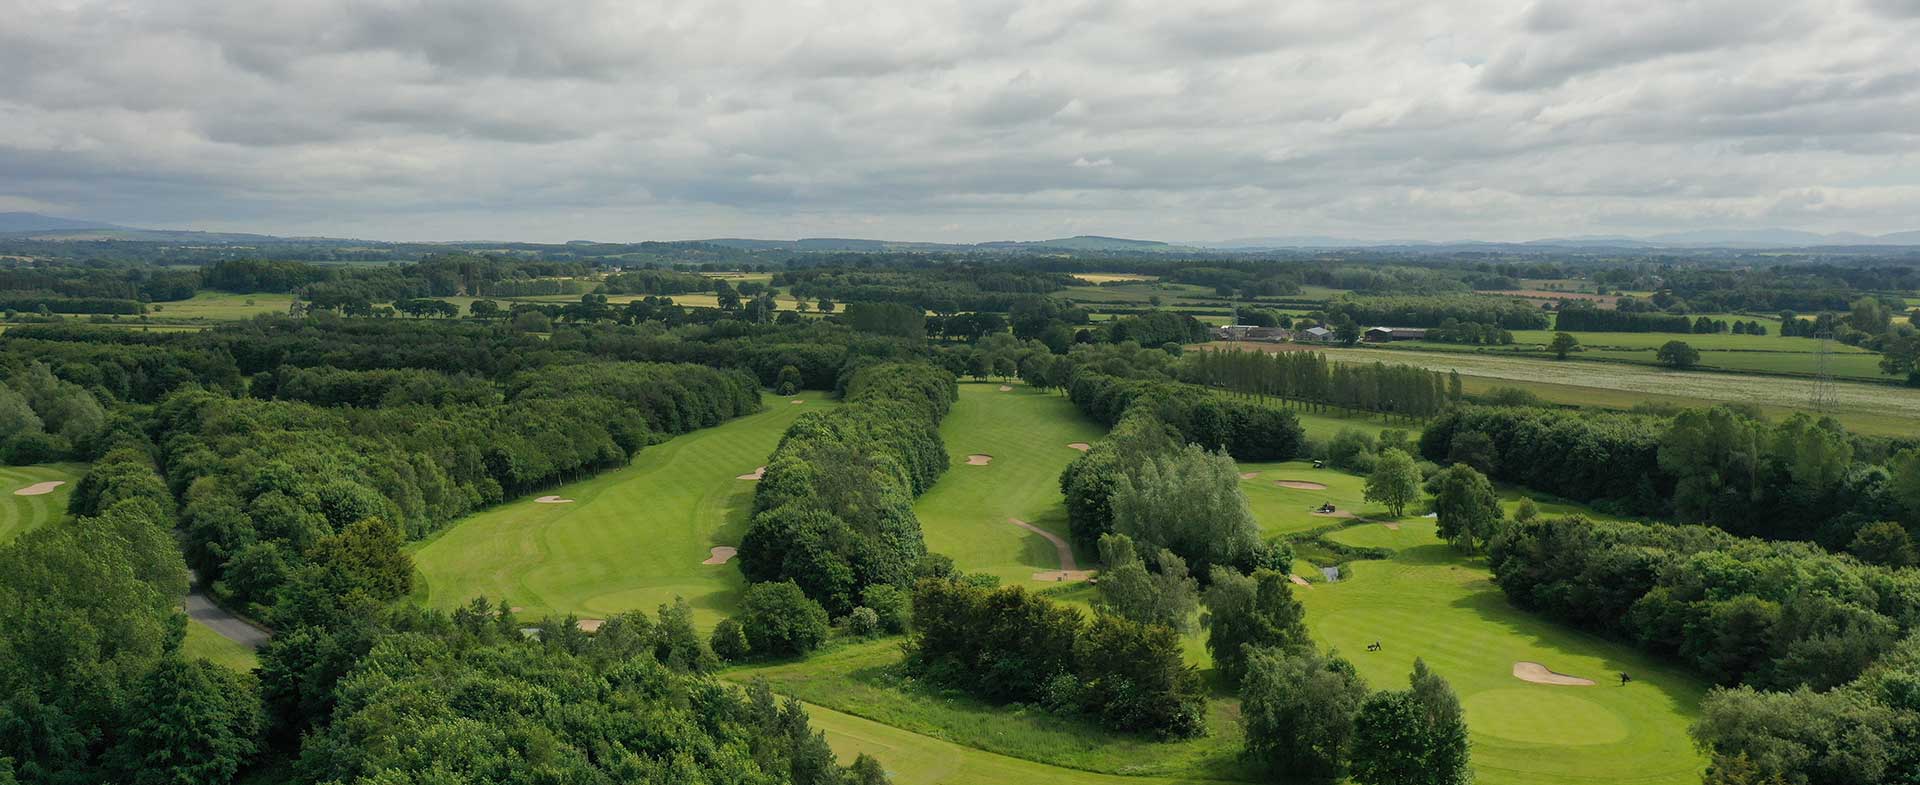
[185,577,270,650]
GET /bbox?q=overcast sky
[4,0,1919,243]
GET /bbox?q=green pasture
[411,391,832,628]
[915,383,1107,586]
[182,619,259,671]
[150,291,294,321]
[0,463,82,544]
[1299,520,1707,785]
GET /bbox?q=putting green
[0,463,83,544]
[1465,689,1629,746]
[412,391,832,627]
[914,383,1106,585]
[1237,459,1407,538]
[1301,520,1705,785]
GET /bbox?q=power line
[1811,331,1836,413]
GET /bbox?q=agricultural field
[1070,273,1159,284]
[148,291,295,321]
[0,463,81,543]
[1400,334,1886,380]
[411,391,832,628]
[1507,327,1862,353]
[1303,345,1920,435]
[915,383,1106,586]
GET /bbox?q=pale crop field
[1317,346,1920,425]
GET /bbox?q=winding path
[186,572,270,650]
[1007,518,1092,581]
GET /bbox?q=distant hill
[0,212,124,233]
[1526,228,1920,249]
[978,235,1181,252]
[0,212,306,243]
[2,211,1915,253]
[694,235,1189,253]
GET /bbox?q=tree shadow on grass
[1442,582,1708,716]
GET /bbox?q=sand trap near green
[0,463,83,544]
[1237,460,1403,538]
[412,391,831,628]
[1298,520,1706,785]
[913,383,1106,586]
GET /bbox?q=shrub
[846,606,881,637]
[738,580,831,657]
[710,618,750,662]
[861,584,911,633]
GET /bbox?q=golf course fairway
[412,391,831,626]
[914,382,1106,585]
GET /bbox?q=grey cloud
[1479,0,1801,91]
[0,0,1915,242]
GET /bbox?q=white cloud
[0,0,1915,242]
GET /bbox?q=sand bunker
[1239,472,1260,480]
[1067,442,1092,452]
[577,619,605,633]
[998,385,1013,391]
[791,399,806,405]
[12,481,65,496]
[1009,518,1092,583]
[1288,574,1311,587]
[703,546,738,565]
[965,454,993,465]
[534,495,574,504]
[1382,522,1401,530]
[1276,480,1328,490]
[736,466,766,481]
[1513,661,1595,686]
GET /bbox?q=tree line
[1323,294,1550,330]
[739,362,956,615]
[1421,404,1920,551]
[1488,516,1920,784]
[158,360,759,620]
[1,431,262,784]
[1183,347,1455,419]
[1066,370,1308,462]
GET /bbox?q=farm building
[1363,327,1428,342]
[1214,325,1292,342]
[1299,326,1334,342]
